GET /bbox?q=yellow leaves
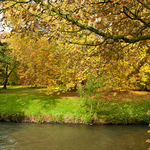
[144,65,150,74]
[3,0,150,92]
[113,92,117,96]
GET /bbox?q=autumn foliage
[0,0,150,92]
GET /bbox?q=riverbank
[0,86,150,125]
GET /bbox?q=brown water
[0,122,149,150]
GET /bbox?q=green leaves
[34,0,43,4]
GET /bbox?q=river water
[0,122,149,150]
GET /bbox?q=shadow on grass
[0,87,64,122]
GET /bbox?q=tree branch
[52,7,150,43]
[67,39,105,46]
[137,0,150,10]
[0,0,31,13]
[123,6,150,28]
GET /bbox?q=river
[0,122,149,150]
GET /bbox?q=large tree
[1,0,150,90]
[0,41,17,89]
[1,0,150,44]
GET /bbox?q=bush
[77,73,107,122]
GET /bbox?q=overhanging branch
[51,7,150,44]
[137,0,150,10]
[0,0,32,13]
[67,40,105,46]
[123,6,150,28]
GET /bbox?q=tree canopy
[1,0,150,44]
[0,0,150,91]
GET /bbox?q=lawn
[0,86,150,124]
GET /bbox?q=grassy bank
[0,86,150,125]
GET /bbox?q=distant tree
[0,42,8,85]
[0,41,17,89]
[0,42,8,63]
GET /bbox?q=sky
[0,13,11,33]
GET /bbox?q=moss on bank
[0,86,150,125]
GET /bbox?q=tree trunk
[2,77,8,89]
[2,65,8,89]
[2,63,17,89]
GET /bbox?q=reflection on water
[0,122,149,150]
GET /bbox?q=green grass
[96,99,149,124]
[0,86,150,124]
[0,86,82,122]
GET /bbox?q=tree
[0,42,7,64]
[5,32,92,92]
[1,0,150,91]
[0,41,17,89]
[1,0,150,44]
[0,42,7,85]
